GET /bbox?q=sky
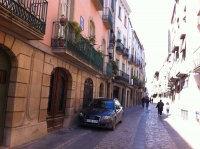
[126,0,175,89]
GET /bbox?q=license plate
[86,119,98,123]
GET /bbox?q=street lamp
[104,44,114,59]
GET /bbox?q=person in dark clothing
[156,100,164,116]
[141,97,145,108]
[145,96,150,109]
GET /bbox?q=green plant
[68,20,82,39]
[116,39,121,42]
[85,35,96,46]
[110,60,118,75]
[97,50,104,58]
[132,75,139,80]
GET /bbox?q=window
[60,0,69,18]
[131,68,133,77]
[89,20,95,37]
[101,39,106,53]
[123,38,126,47]
[124,16,127,27]
[117,31,121,39]
[116,59,119,67]
[118,6,121,19]
[122,63,125,72]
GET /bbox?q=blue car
[78,98,123,130]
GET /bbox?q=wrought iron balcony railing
[131,79,140,86]
[0,0,48,34]
[116,41,123,55]
[102,7,113,29]
[109,31,115,45]
[51,22,103,72]
[194,58,200,72]
[115,70,129,83]
[122,48,129,60]
[128,54,134,64]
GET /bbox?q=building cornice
[133,30,142,50]
[120,0,132,15]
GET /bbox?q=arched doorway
[99,83,104,97]
[83,78,93,107]
[113,86,119,99]
[0,49,10,145]
[47,68,68,132]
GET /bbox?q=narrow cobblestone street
[14,103,199,149]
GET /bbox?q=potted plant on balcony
[110,60,118,75]
[116,39,121,43]
[60,14,67,26]
[132,75,139,80]
[85,35,96,46]
[59,37,66,47]
[68,20,82,39]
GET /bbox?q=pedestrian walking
[156,100,164,116]
[141,97,145,108]
[166,102,170,116]
[145,96,150,109]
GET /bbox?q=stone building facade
[0,0,146,148]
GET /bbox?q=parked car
[78,98,123,130]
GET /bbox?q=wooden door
[0,50,10,146]
[83,78,93,107]
[47,68,68,132]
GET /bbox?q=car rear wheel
[111,118,116,131]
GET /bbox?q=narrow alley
[14,103,199,149]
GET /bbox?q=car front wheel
[120,113,123,123]
[111,118,116,131]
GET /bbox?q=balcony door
[47,68,68,132]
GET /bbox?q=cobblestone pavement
[14,103,195,149]
[94,107,143,149]
[145,106,178,149]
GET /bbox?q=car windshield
[87,99,114,109]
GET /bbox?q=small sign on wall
[0,69,6,84]
[80,16,84,31]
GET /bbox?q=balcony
[179,23,186,39]
[103,62,112,78]
[91,0,103,11]
[172,39,179,53]
[133,57,140,67]
[176,63,188,78]
[122,48,129,60]
[194,54,200,73]
[130,79,140,87]
[128,54,134,64]
[51,22,103,74]
[180,38,186,53]
[109,30,115,46]
[114,70,129,84]
[102,7,113,29]
[115,40,123,55]
[0,0,48,40]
